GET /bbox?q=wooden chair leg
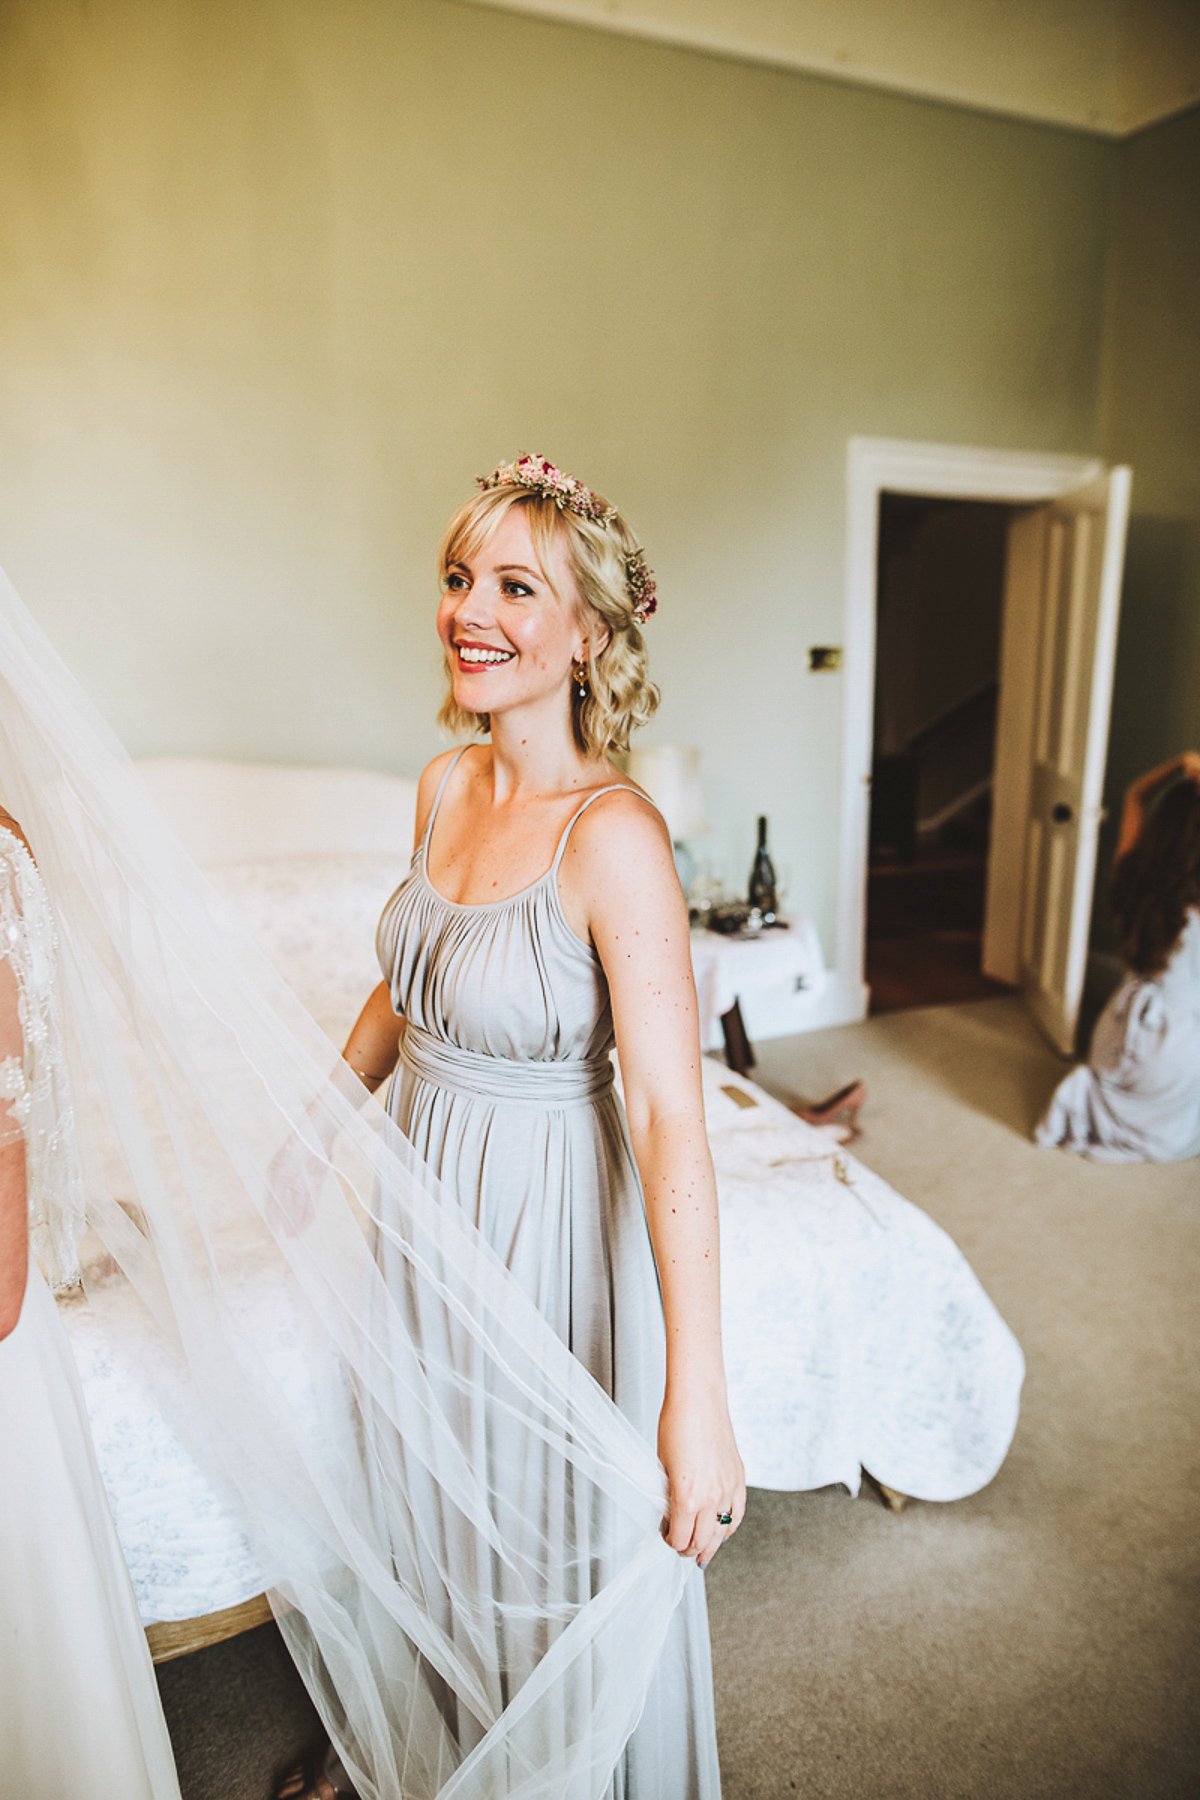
[720,1000,756,1076]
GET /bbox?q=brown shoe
[792,1079,867,1142]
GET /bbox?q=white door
[982,467,1132,1053]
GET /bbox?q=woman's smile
[453,638,516,668]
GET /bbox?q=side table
[689,918,826,1076]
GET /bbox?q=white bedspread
[58,843,1023,1624]
[60,1256,278,1623]
[702,1067,1024,1500]
[57,853,400,1625]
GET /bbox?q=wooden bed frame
[146,1593,274,1664]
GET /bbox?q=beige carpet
[705,997,1200,1799]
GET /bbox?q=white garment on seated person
[1036,908,1200,1163]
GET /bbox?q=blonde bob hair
[436,484,659,758]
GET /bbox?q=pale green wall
[0,0,1116,949]
[1098,104,1200,910]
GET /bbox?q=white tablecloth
[690,918,825,1048]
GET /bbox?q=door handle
[1051,801,1074,825]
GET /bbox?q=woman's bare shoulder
[413,746,478,846]
[577,779,666,836]
[417,746,468,794]
[564,782,674,886]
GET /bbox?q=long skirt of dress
[0,1260,182,1800]
[384,1044,720,1800]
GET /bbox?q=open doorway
[866,493,1017,1013]
[838,440,1131,1054]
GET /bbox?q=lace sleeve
[0,862,31,1144]
[0,1052,31,1138]
[0,832,86,1289]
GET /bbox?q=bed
[55,758,1023,1659]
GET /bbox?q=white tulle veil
[0,565,692,1799]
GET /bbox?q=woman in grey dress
[1037,753,1200,1162]
[334,457,742,1796]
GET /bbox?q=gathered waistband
[399,1025,615,1108]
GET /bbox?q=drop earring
[572,658,590,699]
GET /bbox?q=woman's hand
[266,982,403,1239]
[264,1126,329,1238]
[1118,752,1200,863]
[658,1381,747,1569]
[1129,752,1200,800]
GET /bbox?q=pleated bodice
[375,754,618,1078]
[374,749,650,1357]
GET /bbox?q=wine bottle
[748,815,778,923]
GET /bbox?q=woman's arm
[267,980,401,1235]
[267,758,450,1232]
[342,981,406,1094]
[1114,752,1200,865]
[338,752,463,1092]
[335,754,460,1098]
[572,793,745,1568]
[0,913,28,1340]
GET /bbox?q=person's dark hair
[1111,777,1200,977]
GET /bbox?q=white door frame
[835,436,1104,1017]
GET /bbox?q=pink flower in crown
[624,553,657,622]
[476,453,658,621]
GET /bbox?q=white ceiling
[461,0,1200,136]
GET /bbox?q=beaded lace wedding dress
[0,826,182,1800]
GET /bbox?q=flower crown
[476,454,658,622]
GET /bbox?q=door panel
[1017,469,1131,1054]
[982,508,1047,984]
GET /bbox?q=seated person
[1036,754,1200,1162]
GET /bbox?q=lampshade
[625,745,710,842]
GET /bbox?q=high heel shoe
[791,1079,866,1143]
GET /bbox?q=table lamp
[625,745,710,893]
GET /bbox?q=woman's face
[437,506,587,728]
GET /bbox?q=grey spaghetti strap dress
[376,748,720,1797]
